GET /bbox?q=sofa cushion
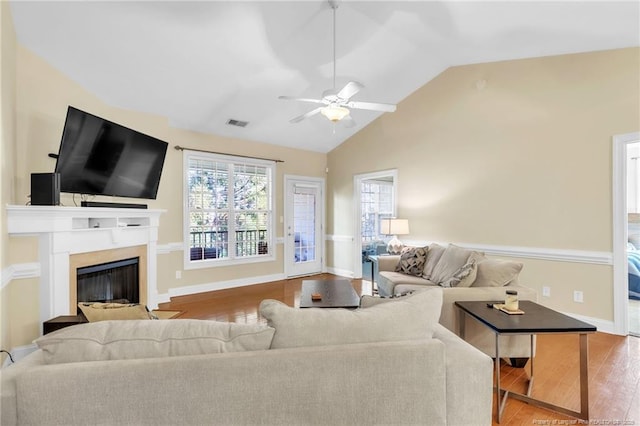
[380,271,436,286]
[395,246,428,276]
[430,244,476,285]
[260,288,442,349]
[359,288,418,308]
[377,270,435,298]
[422,243,447,279]
[35,319,275,364]
[77,302,151,322]
[440,253,480,288]
[473,257,523,287]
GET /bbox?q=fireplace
[70,245,148,314]
[76,257,140,313]
[7,205,163,330]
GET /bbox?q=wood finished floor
[159,273,640,425]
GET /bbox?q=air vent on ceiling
[226,119,249,128]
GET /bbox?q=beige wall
[1,1,18,358]
[4,43,326,347]
[327,48,640,322]
[3,10,638,349]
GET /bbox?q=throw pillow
[259,288,442,349]
[395,246,428,276]
[430,244,477,285]
[35,319,276,364]
[422,243,446,279]
[473,257,524,287]
[77,302,151,322]
[439,253,480,288]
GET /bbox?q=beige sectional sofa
[375,243,538,359]
[1,288,493,426]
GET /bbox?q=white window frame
[182,150,276,270]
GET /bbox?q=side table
[367,254,391,295]
[43,314,87,335]
[455,300,596,423]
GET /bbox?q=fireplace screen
[76,257,140,312]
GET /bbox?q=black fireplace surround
[76,257,140,313]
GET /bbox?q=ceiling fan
[279,0,397,124]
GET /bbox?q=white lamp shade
[321,105,350,122]
[379,218,410,236]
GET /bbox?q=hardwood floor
[159,274,639,425]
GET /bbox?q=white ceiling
[9,1,640,153]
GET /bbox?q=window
[183,151,274,268]
[361,179,394,243]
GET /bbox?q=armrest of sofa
[1,350,45,426]
[376,255,400,272]
[433,323,492,425]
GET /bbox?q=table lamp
[380,218,410,254]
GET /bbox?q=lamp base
[387,236,404,255]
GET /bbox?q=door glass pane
[293,187,316,263]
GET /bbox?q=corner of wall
[1,0,19,355]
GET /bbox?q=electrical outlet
[175,270,182,280]
[542,286,550,297]
[573,290,583,303]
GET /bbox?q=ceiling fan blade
[347,101,397,113]
[278,96,326,105]
[290,107,323,123]
[336,81,364,101]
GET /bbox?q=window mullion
[227,162,236,260]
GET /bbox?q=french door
[285,176,324,277]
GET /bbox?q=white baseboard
[156,273,287,304]
[325,266,353,278]
[562,311,619,335]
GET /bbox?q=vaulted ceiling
[9,1,640,153]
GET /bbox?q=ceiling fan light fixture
[321,104,350,122]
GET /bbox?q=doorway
[612,132,640,336]
[284,176,325,278]
[625,141,640,336]
[353,169,398,281]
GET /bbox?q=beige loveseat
[1,289,492,426]
[375,243,538,359]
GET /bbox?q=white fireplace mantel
[6,205,165,332]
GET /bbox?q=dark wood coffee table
[455,300,596,423]
[299,279,360,309]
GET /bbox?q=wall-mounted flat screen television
[54,106,169,200]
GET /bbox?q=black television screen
[54,106,168,199]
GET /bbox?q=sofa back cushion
[473,257,524,287]
[422,243,447,279]
[440,253,481,288]
[35,319,275,364]
[430,244,474,284]
[260,287,442,349]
